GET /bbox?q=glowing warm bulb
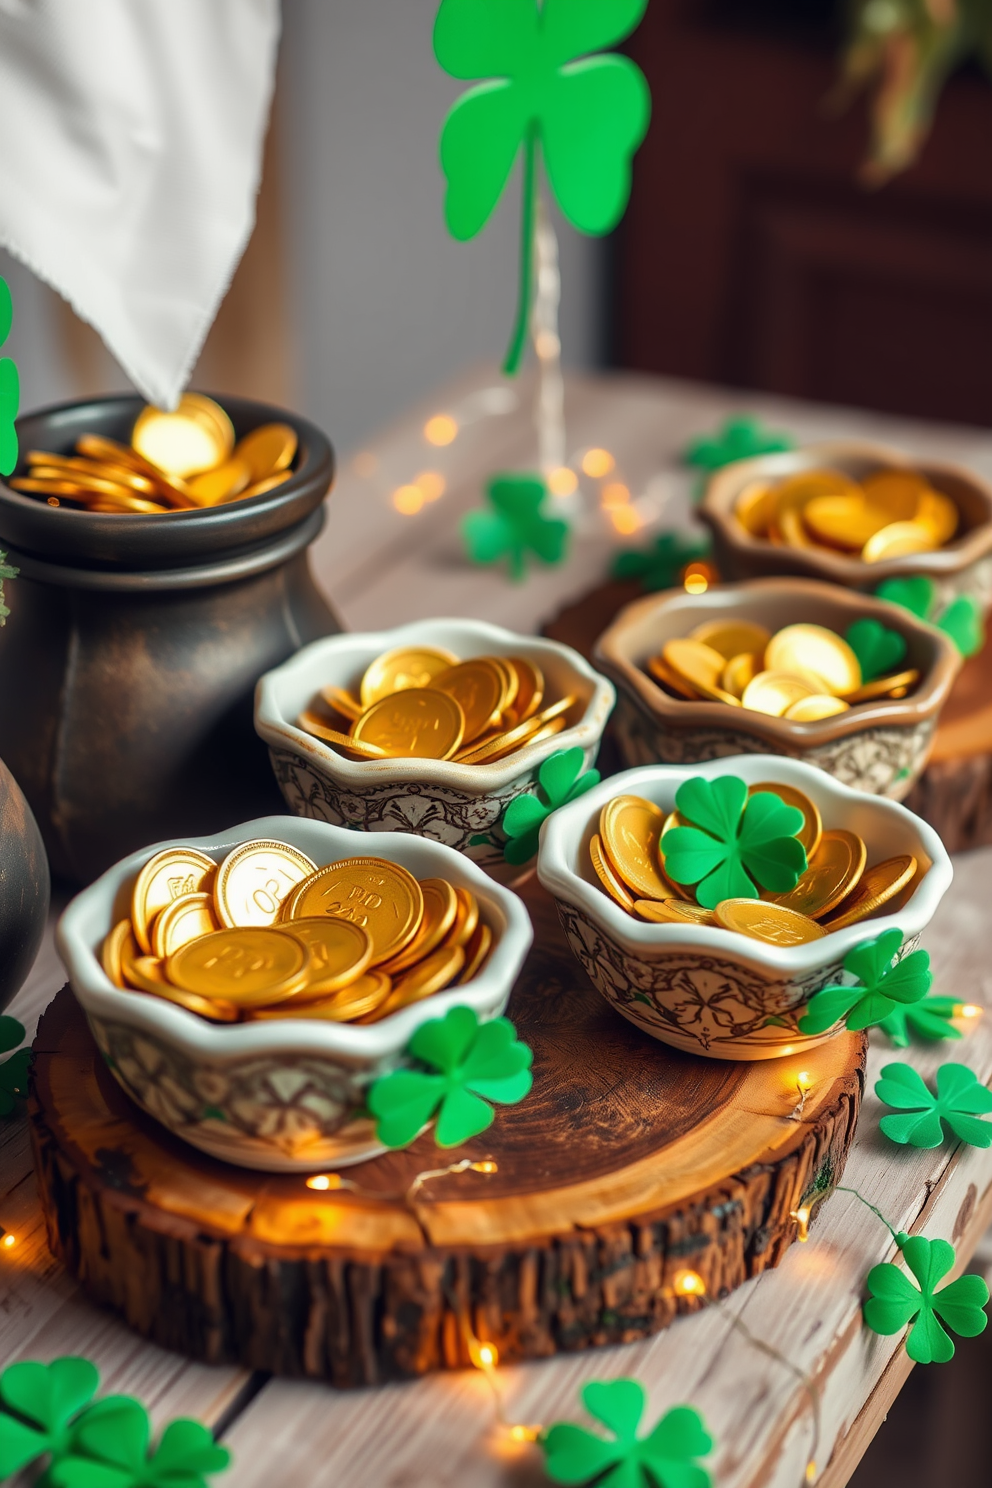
[414,470,446,502]
[601,481,630,510]
[535,330,561,359]
[611,506,642,535]
[581,447,615,478]
[471,1160,498,1174]
[547,466,578,497]
[2,1234,15,1249]
[673,1269,706,1298]
[424,414,458,446]
[306,1173,342,1191]
[791,1206,812,1242]
[393,484,424,515]
[508,1424,542,1443]
[468,1336,499,1369]
[806,1460,818,1483]
[682,563,710,594]
[796,1071,812,1092]
[958,1003,982,1019]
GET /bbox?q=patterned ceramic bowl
[537,756,951,1062]
[57,815,533,1171]
[594,578,961,801]
[701,441,992,611]
[254,618,615,885]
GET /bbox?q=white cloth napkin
[0,0,281,409]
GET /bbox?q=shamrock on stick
[879,995,963,1048]
[501,747,600,864]
[50,1396,230,1488]
[660,776,807,911]
[462,472,569,581]
[368,1006,532,1149]
[798,929,931,1036]
[875,1062,992,1149]
[434,0,651,373]
[542,1379,713,1488]
[864,1235,989,1364]
[611,529,713,593]
[0,1357,99,1479]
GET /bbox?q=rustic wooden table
[5,368,992,1488]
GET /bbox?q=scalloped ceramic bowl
[254,618,615,885]
[57,815,533,1171]
[700,440,992,611]
[594,578,961,801]
[537,756,951,1061]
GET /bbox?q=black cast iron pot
[0,756,49,1011]
[0,393,340,883]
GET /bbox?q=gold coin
[360,645,458,706]
[721,652,762,699]
[234,422,298,484]
[187,456,251,506]
[320,684,363,721]
[248,970,393,1023]
[282,917,374,997]
[860,469,930,522]
[915,488,958,545]
[749,781,822,858]
[822,855,918,931]
[380,877,458,974]
[861,521,935,563]
[132,393,232,478]
[590,832,636,912]
[214,839,317,928]
[460,920,493,982]
[777,506,814,548]
[167,926,310,1006]
[662,639,726,696]
[181,392,236,453]
[647,653,700,700]
[28,453,165,496]
[688,619,771,660]
[784,694,851,721]
[287,856,424,965]
[120,932,239,1020]
[455,696,575,764]
[151,892,219,959]
[362,944,466,1022]
[491,657,519,716]
[132,846,217,954]
[768,829,866,918]
[352,688,465,760]
[428,660,504,742]
[448,886,480,948]
[297,710,388,758]
[241,471,292,500]
[634,898,715,925]
[802,495,888,551]
[741,670,818,717]
[600,795,670,902]
[101,919,132,988]
[714,899,826,945]
[765,624,861,696]
[75,433,193,498]
[843,668,920,704]
[734,479,779,536]
[505,657,544,723]
[522,716,568,750]
[777,469,861,509]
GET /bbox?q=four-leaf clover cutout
[0,1015,29,1117]
[501,747,601,864]
[879,995,962,1048]
[875,1062,992,1149]
[462,472,569,581]
[542,1380,713,1488]
[368,1006,533,1149]
[864,1235,989,1364]
[798,928,932,1036]
[434,0,651,372]
[661,776,807,911]
[611,529,713,593]
[0,276,18,476]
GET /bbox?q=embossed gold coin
[823,855,918,930]
[352,688,465,760]
[151,892,219,960]
[713,899,826,945]
[428,660,504,742]
[249,970,393,1023]
[590,832,636,912]
[634,898,716,925]
[132,846,217,953]
[360,646,458,706]
[167,926,310,1006]
[768,829,866,918]
[688,619,771,660]
[600,795,669,902]
[287,857,423,965]
[749,782,822,858]
[380,877,458,974]
[214,839,318,928]
[296,711,389,757]
[282,917,374,997]
[764,624,861,696]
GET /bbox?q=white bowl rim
[57,815,533,1062]
[537,756,952,971]
[254,616,615,794]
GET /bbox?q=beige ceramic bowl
[595,578,961,801]
[701,441,992,611]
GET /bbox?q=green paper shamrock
[368,1006,533,1149]
[661,776,807,911]
[936,594,984,658]
[876,573,936,621]
[0,277,17,477]
[0,550,17,628]
[864,1235,989,1364]
[542,1380,713,1488]
[50,1396,230,1488]
[875,1062,992,1149]
[610,529,713,593]
[434,0,651,373]
[845,618,907,681]
[0,1357,100,1478]
[0,1015,29,1117]
[501,747,601,865]
[462,472,569,581]
[880,995,963,1047]
[798,929,932,1036]
[683,415,793,477]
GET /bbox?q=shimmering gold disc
[714,899,826,945]
[428,660,504,742]
[764,624,861,696]
[750,782,822,858]
[802,496,887,551]
[600,795,670,902]
[131,846,217,954]
[843,669,920,705]
[363,944,466,1022]
[662,639,727,699]
[861,522,935,563]
[120,932,239,1020]
[167,926,310,1006]
[320,684,363,721]
[688,619,771,660]
[915,488,958,545]
[101,919,131,988]
[505,657,544,722]
[734,480,779,536]
[460,920,493,982]
[647,654,699,700]
[721,652,761,699]
[449,887,480,948]
[860,469,930,521]
[380,877,458,974]
[151,892,219,960]
[454,696,576,765]
[634,899,715,925]
[214,839,318,928]
[784,695,851,721]
[286,857,424,966]
[187,457,251,506]
[590,833,636,912]
[282,917,374,997]
[249,970,393,1023]
[297,711,389,757]
[822,855,918,931]
[360,646,458,706]
[234,422,298,484]
[740,671,818,717]
[768,829,866,919]
[352,688,465,760]
[132,393,232,478]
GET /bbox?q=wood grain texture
[28,884,863,1387]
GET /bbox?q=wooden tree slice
[29,883,864,1386]
[545,581,992,854]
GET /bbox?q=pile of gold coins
[299,645,578,764]
[10,392,297,514]
[646,620,917,721]
[102,838,491,1024]
[589,785,919,946]
[734,466,958,563]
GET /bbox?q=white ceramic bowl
[254,618,615,885]
[57,815,534,1171]
[538,756,952,1061]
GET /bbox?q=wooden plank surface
[6,368,992,1485]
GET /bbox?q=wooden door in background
[616,0,992,427]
